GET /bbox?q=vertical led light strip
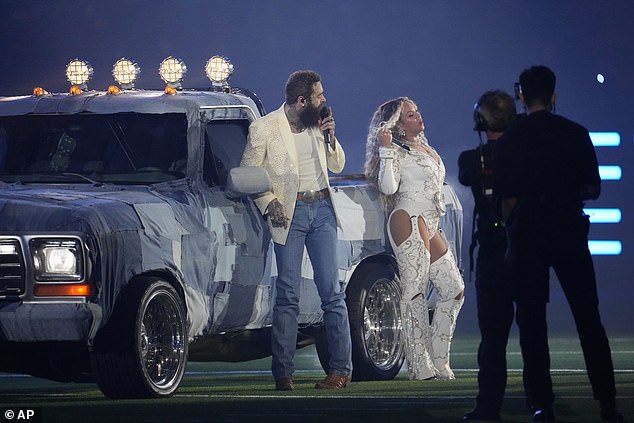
[588,132,622,255]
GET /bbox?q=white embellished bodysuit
[378,145,446,238]
[377,142,464,380]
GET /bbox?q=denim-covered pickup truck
[0,57,462,398]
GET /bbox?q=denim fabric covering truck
[0,57,462,398]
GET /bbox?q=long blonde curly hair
[364,97,413,212]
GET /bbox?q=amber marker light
[69,85,82,95]
[107,85,120,95]
[33,87,49,96]
[164,85,177,95]
[34,283,93,297]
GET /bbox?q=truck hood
[0,182,205,332]
[0,184,164,234]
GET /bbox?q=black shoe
[531,406,556,422]
[600,408,624,422]
[600,398,624,422]
[462,408,501,421]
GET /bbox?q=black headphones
[473,103,488,132]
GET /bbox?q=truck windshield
[0,112,188,184]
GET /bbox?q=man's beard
[299,103,322,128]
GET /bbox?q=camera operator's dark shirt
[495,110,600,218]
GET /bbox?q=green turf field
[1,335,632,422]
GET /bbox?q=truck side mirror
[226,166,272,199]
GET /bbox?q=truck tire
[315,261,404,381]
[91,277,188,398]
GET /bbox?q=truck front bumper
[0,302,102,343]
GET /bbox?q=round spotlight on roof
[159,56,187,89]
[113,57,140,89]
[205,55,233,86]
[66,59,93,90]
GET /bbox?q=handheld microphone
[319,106,331,145]
[391,138,410,151]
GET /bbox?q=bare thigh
[389,209,430,251]
[429,231,448,263]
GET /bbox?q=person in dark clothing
[460,90,518,421]
[494,65,623,422]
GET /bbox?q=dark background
[1,0,632,336]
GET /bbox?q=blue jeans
[271,198,352,379]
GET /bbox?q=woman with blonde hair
[365,97,464,380]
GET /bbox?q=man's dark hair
[285,70,321,105]
[477,90,516,132]
[518,65,556,108]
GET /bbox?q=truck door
[200,109,273,333]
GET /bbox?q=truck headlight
[31,239,84,281]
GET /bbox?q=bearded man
[240,70,352,391]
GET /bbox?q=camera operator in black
[459,90,518,421]
[494,66,622,422]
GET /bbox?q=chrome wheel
[92,278,188,398]
[139,287,187,391]
[362,277,403,371]
[343,260,404,381]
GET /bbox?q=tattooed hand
[266,198,289,229]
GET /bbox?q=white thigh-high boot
[428,247,465,380]
[390,218,436,380]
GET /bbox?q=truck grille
[0,239,25,296]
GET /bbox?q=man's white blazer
[240,105,346,245]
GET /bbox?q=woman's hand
[378,126,393,147]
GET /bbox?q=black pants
[474,242,516,412]
[514,220,616,408]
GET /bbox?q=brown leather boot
[275,376,294,391]
[315,373,352,389]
